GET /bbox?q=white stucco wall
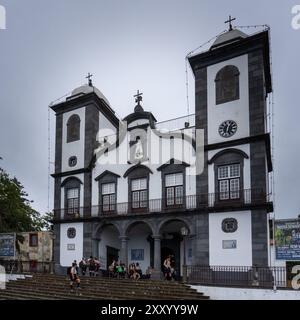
[62,108,86,172]
[209,211,252,266]
[207,144,251,195]
[60,223,83,267]
[207,54,249,145]
[191,285,300,300]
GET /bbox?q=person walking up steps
[69,262,82,296]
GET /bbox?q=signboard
[0,233,16,258]
[275,220,300,260]
[222,240,237,249]
[67,244,75,251]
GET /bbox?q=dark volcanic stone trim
[213,151,245,196]
[54,178,61,216]
[83,222,93,259]
[51,92,119,129]
[251,210,268,266]
[83,105,99,217]
[195,67,208,198]
[51,167,91,178]
[208,148,249,164]
[54,114,63,174]
[193,213,209,265]
[53,223,62,274]
[159,162,187,210]
[248,50,266,136]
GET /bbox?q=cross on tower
[86,73,93,87]
[225,15,236,31]
[134,90,143,105]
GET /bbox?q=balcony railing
[186,265,287,288]
[54,188,271,220]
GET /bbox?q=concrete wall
[17,232,52,263]
[209,211,252,266]
[60,222,83,267]
[191,285,300,300]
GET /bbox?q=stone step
[18,277,200,292]
[0,274,209,300]
[5,283,206,300]
[15,278,200,295]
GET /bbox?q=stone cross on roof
[225,15,236,31]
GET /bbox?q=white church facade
[51,26,273,277]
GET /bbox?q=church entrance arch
[159,219,191,277]
[96,224,121,271]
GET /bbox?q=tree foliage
[0,166,47,233]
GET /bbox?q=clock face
[218,120,237,138]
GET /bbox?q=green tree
[0,166,45,232]
[42,211,54,231]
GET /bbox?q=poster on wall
[0,233,16,258]
[275,220,300,260]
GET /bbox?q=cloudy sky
[0,0,299,219]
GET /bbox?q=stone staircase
[0,274,209,300]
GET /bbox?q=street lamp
[180,226,189,283]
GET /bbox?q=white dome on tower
[67,84,111,106]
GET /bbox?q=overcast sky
[0,0,299,219]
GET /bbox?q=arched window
[67,114,80,143]
[215,65,240,105]
[61,177,82,216]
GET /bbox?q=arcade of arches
[92,219,193,277]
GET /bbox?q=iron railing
[54,188,270,220]
[186,265,287,288]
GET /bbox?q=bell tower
[189,23,273,267]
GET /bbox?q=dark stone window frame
[95,170,120,214]
[209,149,248,203]
[67,114,81,143]
[222,218,238,233]
[124,165,152,212]
[215,65,240,105]
[61,177,83,216]
[157,159,189,210]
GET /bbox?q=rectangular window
[67,188,79,215]
[29,234,38,247]
[131,178,148,209]
[165,173,184,206]
[102,183,116,212]
[218,164,241,200]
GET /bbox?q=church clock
[218,120,237,138]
